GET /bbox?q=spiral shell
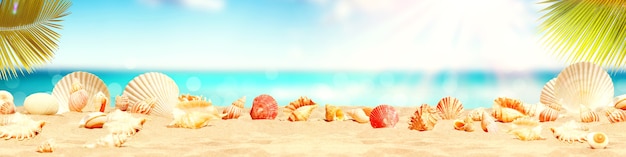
[539,107,559,122]
[494,97,526,113]
[250,94,278,120]
[481,112,497,133]
[436,96,464,120]
[85,133,131,148]
[79,112,107,129]
[492,107,528,123]
[587,132,609,149]
[129,97,156,115]
[324,104,345,122]
[408,104,440,131]
[288,105,318,122]
[346,108,369,123]
[115,95,130,111]
[507,117,545,141]
[369,104,399,128]
[605,107,626,123]
[0,90,15,114]
[222,96,245,120]
[453,116,474,132]
[68,89,89,112]
[579,105,600,123]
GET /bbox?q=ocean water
[2,69,626,109]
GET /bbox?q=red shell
[250,94,279,120]
[369,104,399,128]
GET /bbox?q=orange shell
[453,116,474,132]
[284,96,316,114]
[369,104,399,128]
[362,107,373,117]
[69,90,89,112]
[288,105,317,122]
[481,112,497,133]
[436,96,464,120]
[580,105,600,123]
[605,107,626,123]
[492,107,527,123]
[539,107,559,122]
[615,95,626,110]
[130,97,156,115]
[222,105,243,120]
[494,97,526,114]
[324,104,345,122]
[408,104,439,131]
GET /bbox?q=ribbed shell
[492,107,527,123]
[250,94,278,120]
[222,96,245,120]
[284,96,316,114]
[408,104,439,131]
[579,105,600,123]
[123,72,179,118]
[52,71,110,114]
[605,107,626,123]
[288,105,317,122]
[369,104,399,128]
[436,96,464,120]
[539,107,559,122]
[129,97,156,115]
[554,62,614,114]
[494,97,526,114]
[539,78,560,110]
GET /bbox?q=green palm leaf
[0,0,71,80]
[538,0,626,72]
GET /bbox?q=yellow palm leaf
[0,0,71,80]
[539,0,626,72]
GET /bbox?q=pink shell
[369,104,399,128]
[250,94,278,120]
[69,90,89,112]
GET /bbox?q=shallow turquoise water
[2,68,626,109]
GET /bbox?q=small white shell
[23,93,59,115]
[52,71,110,114]
[587,132,609,149]
[346,108,370,123]
[123,72,179,118]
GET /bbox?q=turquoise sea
[2,68,626,109]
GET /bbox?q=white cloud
[139,0,225,12]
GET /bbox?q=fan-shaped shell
[408,104,439,131]
[554,62,614,114]
[0,90,15,114]
[288,105,317,122]
[492,107,528,123]
[284,96,316,114]
[222,96,245,120]
[346,108,369,123]
[23,93,59,115]
[123,72,179,118]
[580,105,600,123]
[115,95,129,111]
[250,94,278,120]
[52,71,110,114]
[369,104,399,128]
[324,104,345,122]
[587,132,609,149]
[539,107,559,122]
[604,107,626,123]
[436,96,464,120]
[540,78,560,110]
[614,94,626,110]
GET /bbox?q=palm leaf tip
[0,0,71,80]
[538,0,626,73]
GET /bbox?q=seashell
[79,112,107,129]
[52,72,110,114]
[0,113,46,140]
[522,103,545,117]
[324,104,345,122]
[540,78,561,111]
[36,139,55,153]
[580,105,600,123]
[614,94,626,110]
[115,95,130,111]
[104,114,147,136]
[587,132,609,149]
[68,89,89,112]
[492,107,528,123]
[369,104,399,128]
[507,117,545,141]
[362,107,373,117]
[284,96,316,114]
[288,105,318,122]
[92,92,108,112]
[250,94,279,120]
[468,107,485,121]
[222,96,245,120]
[604,107,626,123]
[346,108,370,123]
[0,90,15,114]
[494,97,526,114]
[553,62,614,114]
[453,116,474,132]
[167,111,216,129]
[84,133,131,148]
[23,93,59,115]
[129,97,156,115]
[174,96,225,119]
[408,104,440,131]
[123,72,179,118]
[481,112,498,133]
[436,96,464,120]
[549,120,589,143]
[539,107,559,122]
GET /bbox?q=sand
[0,106,624,157]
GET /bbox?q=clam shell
[540,78,560,110]
[492,107,528,123]
[408,104,439,131]
[436,96,464,120]
[284,96,316,114]
[222,96,245,120]
[539,107,559,122]
[369,104,399,128]
[288,105,318,122]
[79,112,107,129]
[115,95,129,111]
[580,105,600,123]
[52,71,110,114]
[123,72,179,118]
[604,107,626,123]
[587,132,609,149]
[23,93,59,115]
[324,104,345,122]
[554,62,614,114]
[346,108,369,123]
[0,90,15,114]
[614,94,626,110]
[250,94,279,120]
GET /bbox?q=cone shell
[23,93,59,115]
[0,90,15,114]
[284,96,316,114]
[369,104,399,128]
[614,94,626,110]
[481,112,497,133]
[288,105,317,122]
[539,107,559,122]
[492,107,528,123]
[123,72,179,118]
[554,62,614,114]
[540,78,560,111]
[494,97,526,114]
[408,104,439,131]
[222,96,245,120]
[346,108,369,123]
[52,71,110,114]
[580,105,600,123]
[436,96,464,120]
[115,95,130,111]
[605,107,626,123]
[250,94,278,120]
[79,112,107,129]
[325,104,345,122]
[587,132,609,149]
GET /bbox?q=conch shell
[167,111,216,129]
[549,120,589,143]
[104,110,147,136]
[346,108,370,123]
[168,96,225,129]
[222,96,245,120]
[453,116,474,132]
[492,107,528,123]
[288,105,318,121]
[324,104,345,122]
[284,96,316,114]
[0,113,46,140]
[436,96,464,120]
[0,90,15,114]
[579,105,600,123]
[408,104,440,131]
[481,111,498,133]
[129,97,157,115]
[506,117,545,141]
[494,97,526,114]
[92,92,108,112]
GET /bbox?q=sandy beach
[0,106,624,157]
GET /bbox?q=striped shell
[408,104,440,131]
[540,78,560,110]
[554,62,614,114]
[346,108,369,123]
[436,96,464,120]
[549,120,589,143]
[369,104,399,128]
[222,96,245,120]
[123,72,179,118]
[52,71,110,114]
[0,90,15,114]
[288,105,317,122]
[68,90,89,112]
[615,94,626,110]
[579,105,600,123]
[129,97,156,115]
[494,97,526,114]
[115,95,129,111]
[492,107,528,123]
[605,107,626,123]
[250,94,278,120]
[79,112,107,129]
[539,107,559,122]
[324,104,345,122]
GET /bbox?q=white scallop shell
[51,71,110,114]
[554,62,614,114]
[539,78,559,109]
[123,72,179,118]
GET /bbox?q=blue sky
[47,0,565,72]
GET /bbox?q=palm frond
[0,0,71,80]
[538,0,626,72]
